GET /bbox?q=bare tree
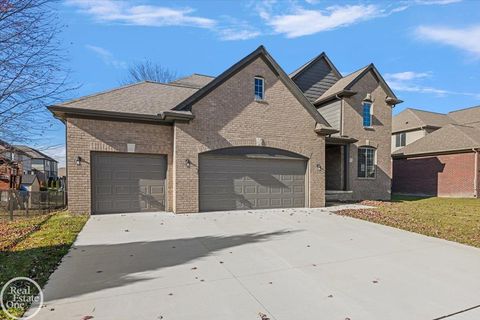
[0,0,71,143]
[121,60,178,85]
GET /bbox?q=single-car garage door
[199,147,307,211]
[91,152,167,214]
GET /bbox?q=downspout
[336,94,344,137]
[474,148,479,198]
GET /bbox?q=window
[254,77,264,100]
[358,147,376,178]
[395,132,406,147]
[362,102,372,127]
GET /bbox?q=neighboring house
[0,156,22,190]
[20,174,40,192]
[392,105,480,197]
[10,145,58,182]
[0,141,23,190]
[391,108,455,152]
[49,46,401,215]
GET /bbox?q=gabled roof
[50,81,199,117]
[289,52,342,80]
[170,74,214,89]
[21,174,39,185]
[13,145,57,162]
[448,105,480,125]
[173,45,336,133]
[393,123,480,157]
[314,64,402,106]
[392,108,455,133]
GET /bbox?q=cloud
[68,0,261,41]
[217,28,261,41]
[385,71,431,81]
[255,0,461,38]
[85,45,127,69]
[66,0,216,28]
[385,71,480,98]
[414,0,462,4]
[416,25,480,57]
[264,4,381,38]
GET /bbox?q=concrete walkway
[29,206,480,320]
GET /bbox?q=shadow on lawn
[25,230,296,301]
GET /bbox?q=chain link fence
[0,190,67,220]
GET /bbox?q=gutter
[48,105,194,123]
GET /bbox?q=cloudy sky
[42,0,480,166]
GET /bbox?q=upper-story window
[395,132,406,147]
[254,77,264,101]
[358,147,376,178]
[362,102,372,127]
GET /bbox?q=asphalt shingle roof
[21,174,38,185]
[315,66,369,103]
[170,74,214,89]
[13,145,57,162]
[448,105,480,125]
[393,123,480,157]
[392,108,455,133]
[57,81,200,116]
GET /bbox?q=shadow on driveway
[43,230,296,301]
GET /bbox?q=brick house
[392,106,480,197]
[49,46,401,214]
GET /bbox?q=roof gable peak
[290,51,341,80]
[173,45,335,132]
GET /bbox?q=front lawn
[336,196,480,248]
[0,212,88,319]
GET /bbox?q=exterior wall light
[76,156,82,166]
[185,159,191,168]
[316,163,322,171]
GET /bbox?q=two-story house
[0,142,59,183]
[49,46,401,214]
[392,106,480,197]
[12,145,58,182]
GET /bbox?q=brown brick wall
[66,118,173,214]
[342,71,392,200]
[392,152,477,197]
[173,57,326,213]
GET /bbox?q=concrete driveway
[30,206,480,320]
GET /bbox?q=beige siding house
[49,46,401,214]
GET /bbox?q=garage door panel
[92,153,167,214]
[199,151,307,212]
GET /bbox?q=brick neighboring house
[392,106,480,197]
[49,46,401,214]
[0,141,22,190]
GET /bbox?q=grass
[0,212,88,319]
[336,195,480,248]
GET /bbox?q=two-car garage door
[199,147,307,211]
[91,147,307,214]
[91,152,167,214]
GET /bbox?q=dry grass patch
[336,196,480,248]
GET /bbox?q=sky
[41,0,480,166]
